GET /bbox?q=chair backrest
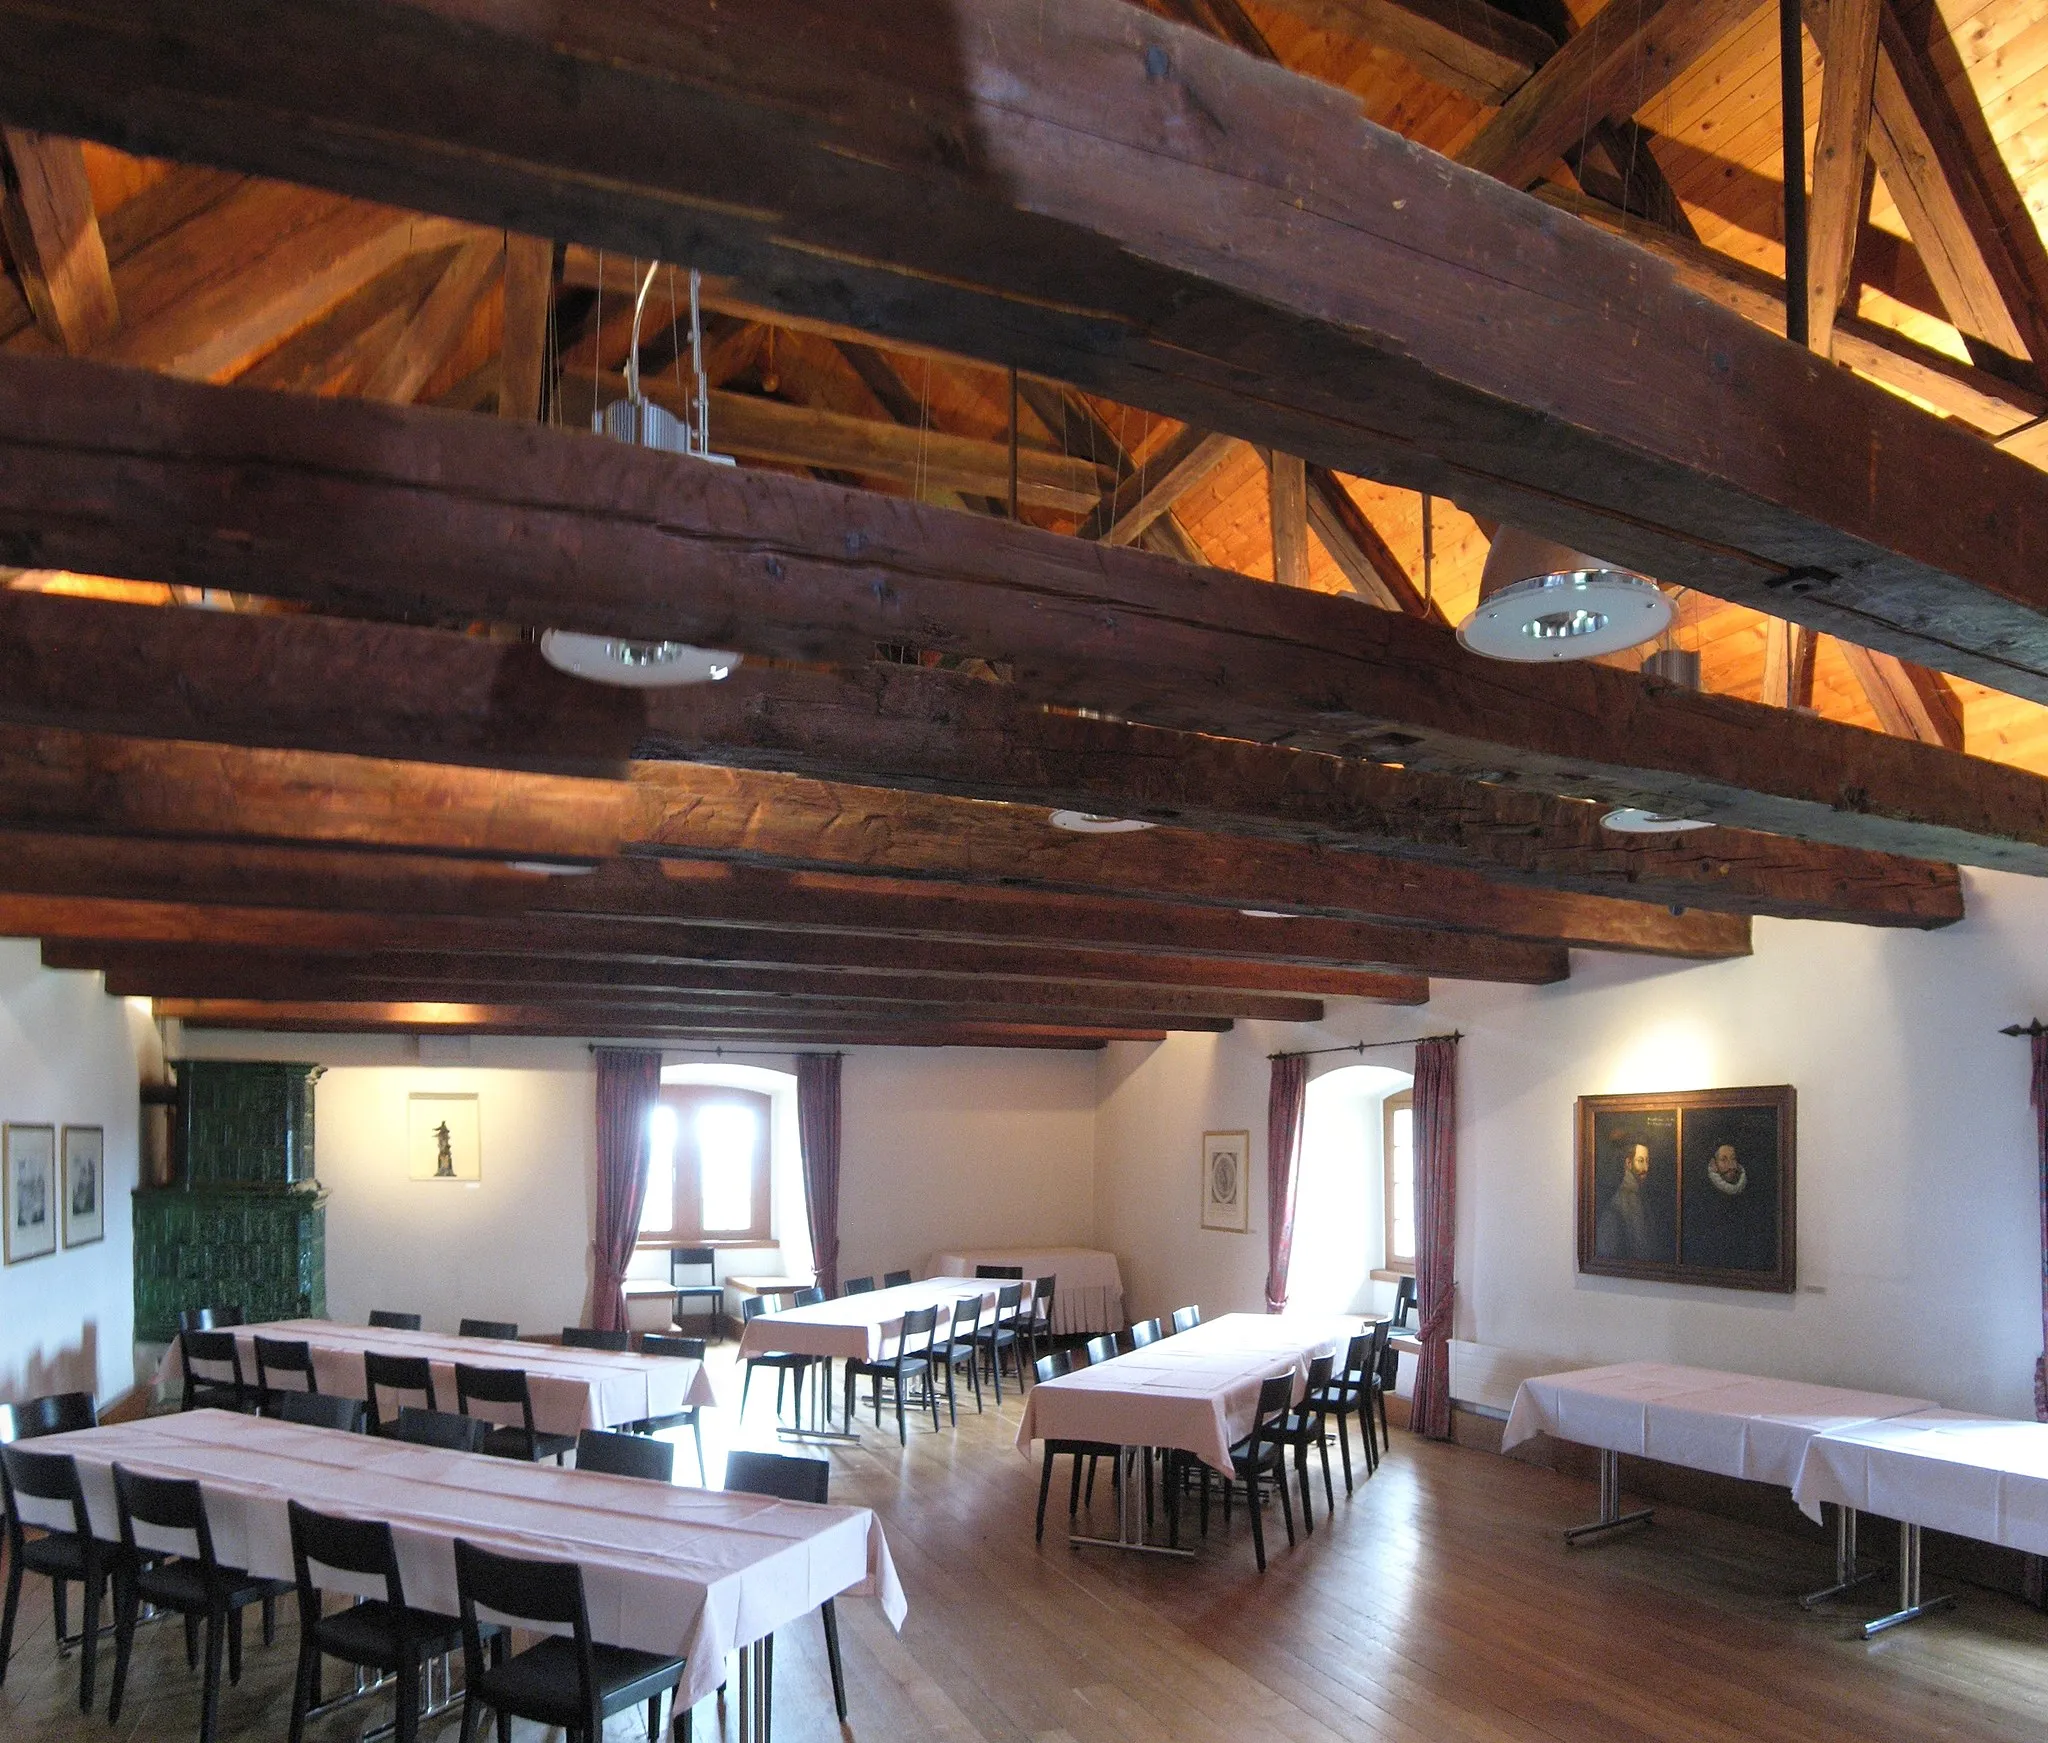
[1029,1277,1057,1327]
[842,1276,876,1295]
[974,1264,1024,1279]
[741,1294,769,1323]
[254,1335,318,1400]
[670,1246,717,1286]
[883,1269,912,1288]
[560,1327,632,1352]
[946,1296,981,1344]
[1340,1331,1373,1386]
[1390,1274,1417,1328]
[288,1499,403,1621]
[1300,1354,1335,1416]
[180,1328,245,1410]
[1128,1318,1164,1348]
[1,1443,91,1544]
[574,1428,674,1483]
[1034,1350,1076,1383]
[1170,1306,1201,1334]
[455,1364,537,1438]
[368,1309,423,1331]
[1248,1373,1295,1452]
[273,1391,367,1434]
[394,1407,488,1452]
[177,1305,244,1334]
[453,1539,602,1739]
[12,1390,97,1438]
[1083,1334,1119,1365]
[113,1463,220,1573]
[994,1283,1024,1320]
[793,1286,825,1307]
[639,1333,706,1361]
[458,1318,519,1342]
[723,1449,830,1504]
[363,1351,437,1429]
[895,1305,939,1360]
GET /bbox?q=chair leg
[944,1356,958,1427]
[1276,1462,1298,1548]
[183,1610,200,1670]
[969,1347,984,1414]
[0,1545,21,1691]
[286,1629,318,1743]
[925,1358,942,1433]
[1199,1465,1211,1536]
[740,1363,754,1418]
[775,1366,787,1421]
[200,1611,227,1743]
[1037,1448,1057,1542]
[227,1602,244,1686]
[1246,1473,1267,1572]
[76,1561,104,1713]
[1318,1427,1335,1513]
[396,1646,422,1743]
[647,1690,663,1742]
[1295,1442,1314,1534]
[261,1592,277,1648]
[988,1341,1002,1409]
[894,1371,907,1446]
[106,1567,139,1724]
[1335,1408,1354,1496]
[822,1599,849,1720]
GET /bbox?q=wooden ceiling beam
[1083,426,1238,545]
[21,4,2046,670]
[1760,620,1819,709]
[1303,465,1444,621]
[234,247,454,396]
[1837,641,1963,749]
[1806,0,1882,356]
[0,128,117,351]
[359,234,501,405]
[0,723,1740,956]
[1,362,2040,874]
[1246,0,1558,103]
[497,232,552,422]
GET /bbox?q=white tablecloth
[925,1248,1124,1336]
[736,1277,1033,1364]
[159,1320,717,1436]
[20,1411,902,1707]
[1791,1409,2048,1545]
[1503,1361,1936,1489]
[1014,1312,1362,1475]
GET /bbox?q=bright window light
[698,1103,758,1232]
[640,1103,678,1234]
[1389,1103,1415,1265]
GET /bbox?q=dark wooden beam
[151,997,1139,1047]
[497,232,553,422]
[1806,0,1881,355]
[17,4,2047,672]
[2,362,2041,874]
[0,129,116,351]
[0,725,1741,956]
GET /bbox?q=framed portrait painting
[62,1125,105,1248]
[1575,1086,1795,1293]
[1201,1130,1251,1233]
[4,1123,58,1264]
[408,1093,482,1182]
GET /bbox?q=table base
[1563,1448,1654,1545]
[1068,1447,1195,1559]
[1799,1504,1886,1609]
[1859,1522,1955,1638]
[303,1652,466,1743]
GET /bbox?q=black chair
[670,1246,726,1339]
[974,1283,1026,1404]
[454,1364,577,1464]
[180,1329,255,1414]
[933,1296,984,1424]
[1,1443,110,1712]
[368,1309,423,1331]
[974,1264,1025,1279]
[882,1269,912,1289]
[453,1537,687,1743]
[363,1352,438,1434]
[1028,1354,1122,1545]
[108,1464,293,1743]
[560,1327,632,1351]
[1083,1333,1120,1365]
[1020,1276,1058,1376]
[574,1428,674,1483]
[842,1276,877,1295]
[177,1306,245,1334]
[739,1295,815,1429]
[253,1335,319,1411]
[3,1389,97,1439]
[722,1451,849,1723]
[1323,1329,1382,1493]
[285,1500,476,1743]
[457,1318,519,1342]
[1128,1318,1165,1349]
[1272,1354,1338,1532]
[1215,1374,1298,1572]
[844,1304,940,1445]
[1389,1274,1417,1330]
[272,1392,367,1434]
[1170,1306,1202,1334]
[634,1334,708,1485]
[393,1407,488,1453]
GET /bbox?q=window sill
[634,1237,779,1253]
[1370,1267,1415,1284]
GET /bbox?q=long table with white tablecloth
[736,1276,1032,1364]
[925,1247,1123,1335]
[17,1410,903,1710]
[159,1319,717,1436]
[1792,1409,2048,1552]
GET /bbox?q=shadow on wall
[4,1318,98,1404]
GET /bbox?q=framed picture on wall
[4,1123,58,1263]
[1575,1086,1796,1293]
[1200,1129,1251,1233]
[61,1125,105,1248]
[408,1093,482,1182]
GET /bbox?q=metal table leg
[1800,1504,1886,1609]
[1860,1522,1956,1637]
[778,1351,859,1446]
[1563,1447,1653,1545]
[737,1636,773,1743]
[1068,1446,1195,1557]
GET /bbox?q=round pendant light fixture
[1048,811,1156,834]
[1239,909,1294,919]
[1598,808,1711,835]
[504,858,601,876]
[1459,528,1672,662]
[538,630,741,688]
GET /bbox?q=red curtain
[591,1048,662,1333]
[1264,1053,1309,1313]
[798,1053,843,1298]
[1411,1035,1460,1440]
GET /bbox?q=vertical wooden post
[1781,0,1811,348]
[1268,451,1309,590]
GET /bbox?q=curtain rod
[585,1043,845,1059]
[2001,1021,2048,1038]
[1269,1030,1461,1061]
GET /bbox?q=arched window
[1289,1063,1414,1315]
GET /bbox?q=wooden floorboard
[5,1345,2048,1742]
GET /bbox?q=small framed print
[4,1123,58,1264]
[408,1093,482,1182]
[1201,1129,1251,1233]
[62,1125,105,1249]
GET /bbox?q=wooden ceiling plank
[359,233,502,404]
[0,128,117,351]
[1807,0,1884,353]
[6,3,2047,668]
[233,246,453,395]
[1250,0,1558,104]
[498,231,553,422]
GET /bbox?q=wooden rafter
[1084,426,1238,546]
[1242,0,1560,103]
[1266,450,1310,589]
[1837,642,1964,750]
[359,233,500,404]
[1760,620,1818,709]
[0,128,116,351]
[497,231,552,421]
[1303,466,1445,622]
[1805,0,1882,353]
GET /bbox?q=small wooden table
[728,1274,814,1309]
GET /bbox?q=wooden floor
[7,1348,2048,1743]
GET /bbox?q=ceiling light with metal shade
[1459,527,1673,662]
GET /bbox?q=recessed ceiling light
[539,630,741,688]
[1240,909,1294,919]
[1048,811,1156,834]
[1600,808,1711,835]
[505,859,601,876]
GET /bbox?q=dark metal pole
[1780,0,1810,347]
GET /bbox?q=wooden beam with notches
[0,359,2041,873]
[7,2,2048,689]
[0,128,117,351]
